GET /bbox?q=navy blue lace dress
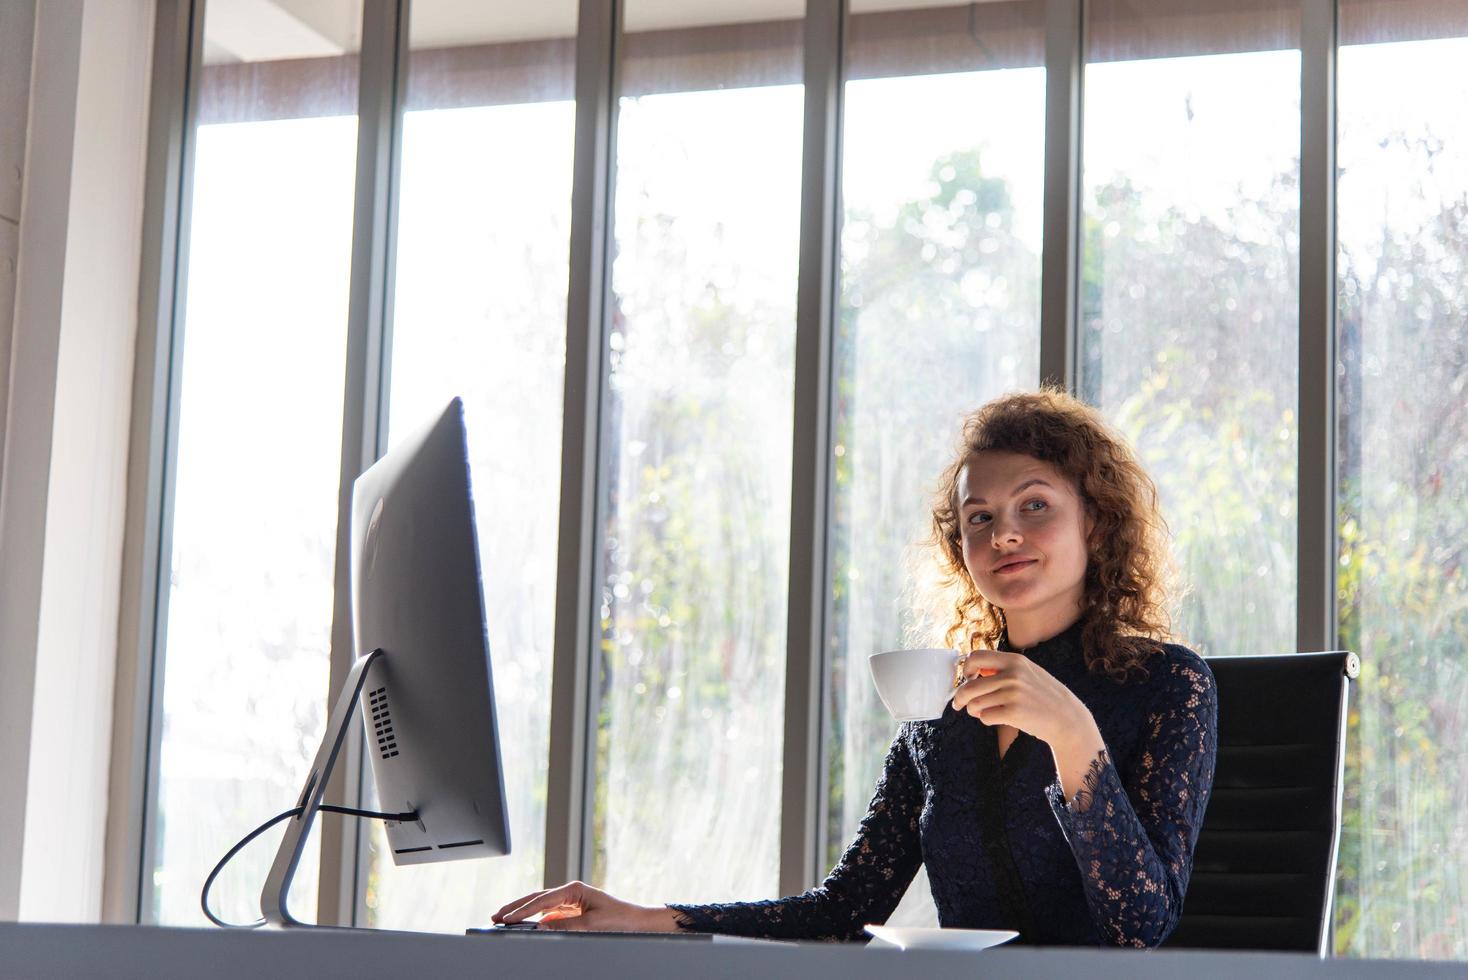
[668,618,1218,947]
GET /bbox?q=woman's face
[956,451,1094,629]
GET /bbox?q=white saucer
[863,925,1019,951]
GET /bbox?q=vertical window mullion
[1297,0,1337,657]
[127,0,205,926]
[1040,0,1083,393]
[322,0,408,927]
[783,0,845,896]
[1298,0,1338,946]
[544,0,620,888]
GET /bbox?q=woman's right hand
[491,880,682,933]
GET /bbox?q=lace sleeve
[666,731,924,942]
[1044,655,1219,948]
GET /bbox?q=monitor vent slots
[369,686,399,759]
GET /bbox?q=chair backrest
[1163,650,1358,955]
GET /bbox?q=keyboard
[466,924,712,941]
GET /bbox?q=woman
[493,388,1218,947]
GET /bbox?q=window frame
[114,0,1343,931]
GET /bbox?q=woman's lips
[993,559,1037,575]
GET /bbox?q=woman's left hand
[953,650,1094,752]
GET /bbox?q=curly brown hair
[923,386,1178,681]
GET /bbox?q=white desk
[3,923,1464,979]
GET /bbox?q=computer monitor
[261,397,510,927]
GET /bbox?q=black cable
[200,807,301,928]
[320,804,420,822]
[201,804,420,928]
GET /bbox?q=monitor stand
[260,648,385,927]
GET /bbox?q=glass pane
[152,0,362,926]
[363,0,575,933]
[1079,0,1300,660]
[593,0,804,903]
[827,0,1045,925]
[1336,0,1468,961]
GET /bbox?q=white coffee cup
[868,648,961,722]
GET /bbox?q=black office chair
[1164,650,1359,955]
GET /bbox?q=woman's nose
[990,518,1022,546]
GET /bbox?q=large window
[362,0,576,932]
[1335,1,1468,959]
[150,0,362,926]
[136,0,1468,960]
[1079,0,1301,660]
[590,1,805,904]
[826,0,1045,926]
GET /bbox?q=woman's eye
[966,501,1044,527]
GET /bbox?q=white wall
[0,0,32,907]
[0,0,71,923]
[0,0,36,498]
[0,0,155,923]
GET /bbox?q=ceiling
[202,0,992,63]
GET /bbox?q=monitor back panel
[350,398,510,865]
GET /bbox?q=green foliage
[827,147,1041,862]
[1328,132,1468,958]
[591,187,793,899]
